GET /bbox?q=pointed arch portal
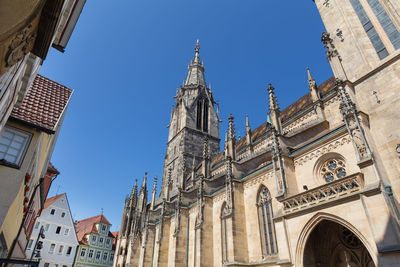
[299,218,375,267]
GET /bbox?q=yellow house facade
[0,74,72,261]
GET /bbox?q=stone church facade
[114,0,400,266]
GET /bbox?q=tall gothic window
[349,0,400,59]
[349,0,389,59]
[196,100,202,130]
[257,187,277,258]
[221,202,228,263]
[203,99,208,132]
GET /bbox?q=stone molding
[244,171,274,189]
[294,134,351,167]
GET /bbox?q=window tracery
[320,159,347,183]
[257,187,277,258]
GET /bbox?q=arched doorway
[303,220,375,267]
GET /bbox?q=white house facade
[26,193,79,267]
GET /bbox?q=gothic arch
[295,212,377,267]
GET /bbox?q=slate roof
[10,74,73,133]
[44,193,64,210]
[75,215,111,244]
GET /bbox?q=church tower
[161,40,220,198]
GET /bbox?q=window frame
[0,125,32,168]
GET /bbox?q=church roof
[184,40,206,87]
[211,76,336,168]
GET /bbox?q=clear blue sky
[42,0,333,231]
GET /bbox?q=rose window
[321,159,346,183]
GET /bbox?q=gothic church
[114,0,400,266]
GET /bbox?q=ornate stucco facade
[114,1,400,266]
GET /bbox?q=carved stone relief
[6,24,36,67]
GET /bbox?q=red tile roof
[75,215,112,244]
[11,74,72,133]
[44,193,65,210]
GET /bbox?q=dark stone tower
[161,40,220,198]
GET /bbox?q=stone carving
[348,117,368,159]
[223,156,234,216]
[336,79,371,161]
[6,24,36,67]
[336,29,344,42]
[321,32,341,61]
[283,173,363,213]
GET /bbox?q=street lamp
[30,226,45,261]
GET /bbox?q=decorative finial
[153,176,157,191]
[307,67,318,91]
[267,83,279,112]
[228,114,236,141]
[195,39,200,53]
[203,136,209,160]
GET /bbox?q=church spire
[184,40,206,86]
[307,67,320,101]
[267,83,282,133]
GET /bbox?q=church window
[196,100,202,130]
[349,0,389,59]
[257,187,277,258]
[203,99,209,132]
[365,0,400,49]
[321,159,346,182]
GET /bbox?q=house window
[53,264,58,267]
[101,225,106,232]
[257,187,278,258]
[0,126,31,167]
[110,253,114,262]
[320,159,346,183]
[106,238,111,246]
[80,247,86,257]
[66,246,72,255]
[50,209,55,215]
[45,224,50,231]
[26,239,34,250]
[96,251,101,260]
[34,222,40,229]
[55,226,61,234]
[49,244,55,254]
[58,245,64,254]
[61,212,65,218]
[103,251,108,261]
[99,237,104,244]
[64,228,69,236]
[88,249,94,258]
[92,235,97,242]
[44,263,50,267]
